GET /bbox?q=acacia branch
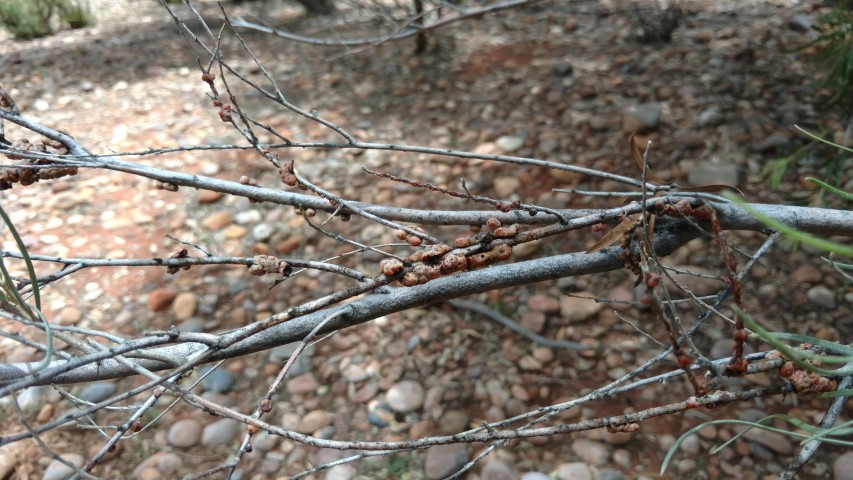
[0,221,700,388]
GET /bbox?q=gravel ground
[0,0,850,479]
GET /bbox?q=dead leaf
[586,214,640,253]
[630,132,665,184]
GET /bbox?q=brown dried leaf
[586,214,640,253]
[630,132,665,184]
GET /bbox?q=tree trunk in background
[413,0,427,54]
[295,0,335,15]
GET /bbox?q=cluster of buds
[767,349,838,395]
[154,181,179,192]
[382,218,519,287]
[383,242,513,287]
[466,243,513,270]
[239,176,262,203]
[216,102,232,123]
[408,243,450,262]
[239,176,258,187]
[166,249,191,275]
[494,199,520,213]
[3,138,68,159]
[279,159,298,187]
[654,199,694,218]
[606,423,640,434]
[454,218,520,248]
[400,263,443,286]
[394,226,426,247]
[379,258,405,277]
[619,233,642,277]
[201,72,231,122]
[248,255,292,277]
[0,162,78,190]
[1,139,77,190]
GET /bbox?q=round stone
[287,373,320,395]
[42,454,84,480]
[495,135,524,152]
[481,459,516,480]
[386,380,425,413]
[172,293,198,320]
[424,444,468,480]
[147,289,176,312]
[571,438,609,465]
[325,464,357,480]
[807,285,836,309]
[298,410,333,433]
[252,223,275,242]
[201,419,240,446]
[78,382,117,403]
[367,400,394,427]
[202,211,231,230]
[556,462,593,480]
[167,419,202,448]
[197,190,224,204]
[521,474,552,480]
[834,451,853,480]
[201,368,235,394]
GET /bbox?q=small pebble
[807,285,836,309]
[42,454,84,480]
[556,462,594,480]
[298,410,333,433]
[367,400,394,427]
[147,289,176,312]
[424,444,468,480]
[201,368,235,394]
[78,383,117,403]
[201,419,240,446]
[834,451,853,480]
[495,135,524,153]
[386,380,425,413]
[167,419,202,448]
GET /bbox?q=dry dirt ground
[0,0,851,479]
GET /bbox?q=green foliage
[0,0,54,38]
[661,310,853,474]
[806,3,853,116]
[0,0,91,39]
[669,134,851,474]
[738,309,853,376]
[0,202,52,372]
[385,455,415,477]
[662,415,853,474]
[723,191,853,256]
[760,126,850,209]
[57,0,92,30]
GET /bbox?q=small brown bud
[400,272,418,287]
[379,258,404,277]
[493,243,512,261]
[280,172,297,187]
[405,235,422,247]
